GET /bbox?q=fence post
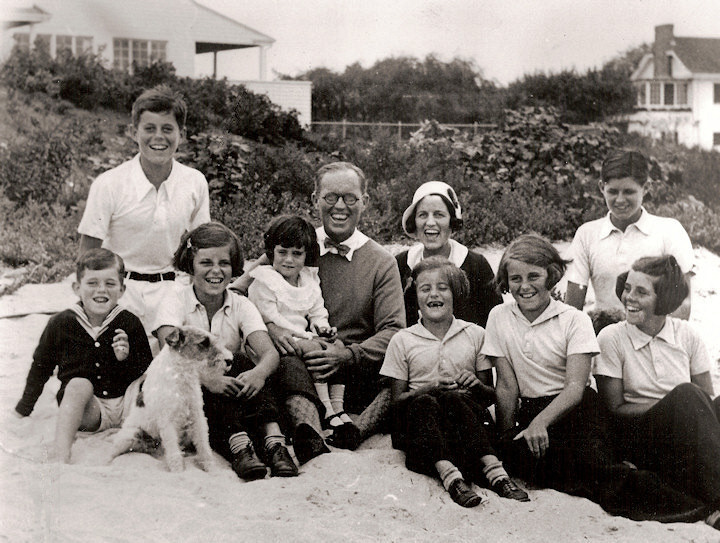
[398,121,402,143]
[342,119,347,140]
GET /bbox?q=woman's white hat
[402,181,462,236]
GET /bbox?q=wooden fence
[310,120,496,141]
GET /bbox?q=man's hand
[514,418,550,458]
[303,340,352,381]
[234,367,267,399]
[203,375,243,397]
[455,370,480,390]
[266,323,301,356]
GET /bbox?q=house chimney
[653,24,674,78]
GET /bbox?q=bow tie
[324,237,351,257]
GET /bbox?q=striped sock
[482,458,510,486]
[706,510,720,530]
[228,432,251,455]
[263,434,285,451]
[436,460,463,491]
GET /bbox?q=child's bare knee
[63,378,94,398]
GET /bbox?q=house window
[35,34,51,54]
[113,39,130,70]
[649,83,661,105]
[57,35,73,54]
[150,41,167,62]
[664,83,675,105]
[13,33,30,52]
[715,84,720,104]
[676,83,688,105]
[635,83,646,106]
[75,36,93,54]
[132,40,149,68]
[714,133,720,147]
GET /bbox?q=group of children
[12,84,720,528]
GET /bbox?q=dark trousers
[613,382,720,509]
[203,352,280,461]
[392,389,495,483]
[498,388,705,521]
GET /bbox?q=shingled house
[1,0,311,125]
[629,24,720,150]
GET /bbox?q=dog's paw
[166,455,185,472]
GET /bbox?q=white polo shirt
[380,318,490,390]
[481,300,599,398]
[179,285,267,353]
[565,209,694,312]
[78,154,210,274]
[595,318,711,406]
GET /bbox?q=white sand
[1,246,719,542]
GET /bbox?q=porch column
[258,44,268,80]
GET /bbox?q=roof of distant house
[673,37,720,73]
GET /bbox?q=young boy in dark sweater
[14,249,152,463]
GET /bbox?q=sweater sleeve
[464,252,502,327]
[15,317,60,416]
[347,255,405,373]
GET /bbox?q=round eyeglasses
[321,193,360,206]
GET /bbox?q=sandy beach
[1,244,719,542]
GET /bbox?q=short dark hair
[404,193,463,234]
[76,248,125,282]
[614,255,688,316]
[495,233,570,294]
[601,150,648,186]
[263,215,320,266]
[173,222,244,276]
[412,256,470,303]
[131,84,187,130]
[315,162,368,194]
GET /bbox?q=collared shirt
[380,318,490,390]
[565,208,694,312]
[405,238,469,270]
[595,318,711,405]
[179,284,266,353]
[316,227,369,261]
[78,155,210,274]
[481,300,599,398]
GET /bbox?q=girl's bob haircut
[263,215,320,267]
[412,256,470,303]
[495,233,570,294]
[614,255,688,316]
[173,222,244,276]
[601,149,648,186]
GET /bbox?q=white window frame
[113,38,168,72]
[635,81,690,109]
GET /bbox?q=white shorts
[94,376,144,432]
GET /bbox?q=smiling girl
[565,150,694,320]
[172,222,298,480]
[483,234,703,521]
[595,255,720,530]
[381,257,528,508]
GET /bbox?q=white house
[1,0,312,125]
[628,24,720,150]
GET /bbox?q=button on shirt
[180,285,267,353]
[78,155,210,274]
[380,318,490,390]
[595,318,711,406]
[566,209,694,312]
[481,300,599,398]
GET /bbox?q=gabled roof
[673,37,720,73]
[1,4,51,29]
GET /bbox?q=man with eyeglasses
[259,161,405,463]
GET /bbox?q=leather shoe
[266,443,299,477]
[448,478,483,508]
[293,423,330,465]
[231,444,268,481]
[491,478,530,502]
[327,422,362,450]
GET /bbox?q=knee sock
[263,434,286,452]
[285,394,323,436]
[436,460,463,491]
[356,387,392,439]
[707,510,720,530]
[228,432,252,455]
[481,457,511,486]
[314,382,341,426]
[329,384,353,424]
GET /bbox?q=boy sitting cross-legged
[13,249,153,463]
